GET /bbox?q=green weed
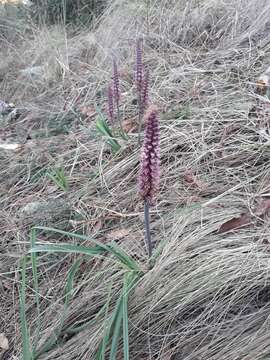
[47,166,69,192]
[19,226,142,359]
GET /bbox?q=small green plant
[19,226,142,359]
[96,118,121,153]
[47,166,69,192]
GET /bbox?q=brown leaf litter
[218,198,270,233]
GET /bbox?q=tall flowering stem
[141,67,149,115]
[136,38,144,145]
[136,39,150,146]
[136,38,143,94]
[107,84,114,124]
[113,58,121,127]
[138,106,160,257]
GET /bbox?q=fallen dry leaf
[218,198,270,234]
[0,333,9,351]
[218,213,252,234]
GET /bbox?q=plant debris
[218,198,270,233]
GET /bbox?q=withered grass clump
[1,0,270,359]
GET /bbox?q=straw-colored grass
[1,0,270,359]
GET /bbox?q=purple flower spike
[136,38,143,95]
[138,106,160,204]
[107,84,114,124]
[113,58,120,107]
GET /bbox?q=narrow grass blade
[105,242,141,272]
[31,243,106,256]
[64,258,82,305]
[19,256,33,360]
[109,272,137,360]
[96,281,113,360]
[109,299,123,360]
[96,293,123,360]
[97,272,140,360]
[32,226,141,271]
[122,274,130,360]
[30,228,40,355]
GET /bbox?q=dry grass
[1,0,270,359]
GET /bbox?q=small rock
[0,333,9,351]
[20,199,71,228]
[21,201,44,216]
[0,100,15,115]
[20,66,45,80]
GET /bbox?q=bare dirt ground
[1,0,270,359]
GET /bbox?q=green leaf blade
[19,257,33,360]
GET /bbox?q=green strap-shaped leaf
[31,226,141,272]
[19,256,33,360]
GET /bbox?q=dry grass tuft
[1,0,270,359]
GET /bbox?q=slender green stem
[30,228,40,355]
[19,256,33,360]
[122,274,130,360]
[144,199,152,257]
